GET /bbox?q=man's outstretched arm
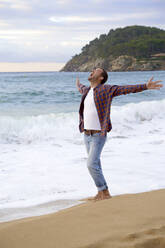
[108,77,163,97]
[76,77,88,94]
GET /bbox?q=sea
[0,70,165,222]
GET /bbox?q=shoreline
[0,199,84,224]
[0,189,165,248]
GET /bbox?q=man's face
[88,68,103,83]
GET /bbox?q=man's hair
[99,68,108,84]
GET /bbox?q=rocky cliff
[60,25,165,72]
[61,55,165,72]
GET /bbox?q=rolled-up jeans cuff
[97,185,108,191]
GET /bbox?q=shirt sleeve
[77,81,88,94]
[107,83,148,97]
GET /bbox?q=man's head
[88,67,108,85]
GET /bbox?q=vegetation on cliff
[61,25,165,72]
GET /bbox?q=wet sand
[0,189,165,248]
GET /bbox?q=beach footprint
[121,225,165,248]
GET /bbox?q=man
[76,68,163,201]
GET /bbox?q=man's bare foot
[93,189,112,202]
[85,192,100,201]
[80,189,112,201]
[79,193,99,201]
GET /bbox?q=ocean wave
[0,112,78,144]
[112,99,165,123]
[0,99,165,144]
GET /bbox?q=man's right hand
[76,78,88,94]
[76,77,80,89]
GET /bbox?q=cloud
[0,0,164,67]
[0,0,27,4]
[10,4,31,10]
[0,20,9,26]
[0,29,48,36]
[56,0,71,4]
[60,41,86,47]
[49,16,107,23]
[49,12,158,24]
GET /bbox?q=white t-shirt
[84,87,101,130]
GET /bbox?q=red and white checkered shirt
[77,81,148,136]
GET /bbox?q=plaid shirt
[78,81,148,136]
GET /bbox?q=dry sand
[0,189,165,248]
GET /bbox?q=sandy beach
[0,189,165,248]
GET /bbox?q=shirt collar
[89,83,102,90]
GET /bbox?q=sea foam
[0,99,164,144]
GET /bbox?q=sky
[0,0,164,72]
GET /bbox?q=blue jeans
[83,132,108,191]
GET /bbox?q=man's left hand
[147,76,163,90]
